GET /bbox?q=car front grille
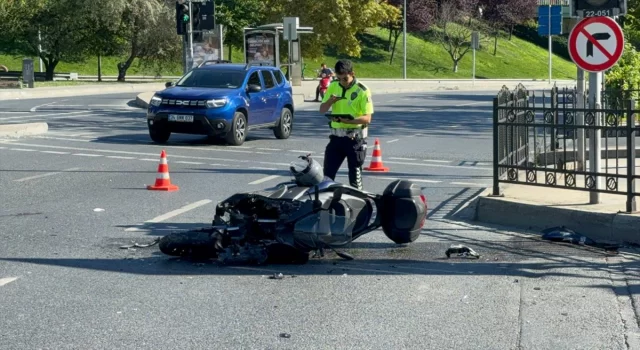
[161,99,207,108]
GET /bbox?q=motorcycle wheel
[158,228,218,259]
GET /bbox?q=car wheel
[273,107,293,139]
[149,127,171,143]
[225,111,247,146]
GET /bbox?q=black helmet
[289,155,324,186]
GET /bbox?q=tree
[214,0,267,61]
[105,0,182,81]
[604,42,640,109]
[261,0,395,59]
[385,0,437,64]
[0,0,93,80]
[435,0,478,72]
[478,0,536,55]
[80,0,125,81]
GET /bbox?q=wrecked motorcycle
[158,156,428,265]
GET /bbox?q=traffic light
[176,1,189,35]
[572,0,628,17]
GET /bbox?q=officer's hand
[328,95,341,104]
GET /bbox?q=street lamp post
[403,0,407,79]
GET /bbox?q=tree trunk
[509,24,514,40]
[98,54,102,82]
[390,30,401,64]
[44,59,58,81]
[228,46,232,61]
[453,60,459,72]
[387,26,393,51]
[117,54,135,82]
[493,32,498,55]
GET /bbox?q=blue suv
[146,62,295,146]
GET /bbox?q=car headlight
[206,98,227,108]
[150,95,162,107]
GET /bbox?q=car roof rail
[244,62,274,70]
[197,60,232,68]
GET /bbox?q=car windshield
[175,69,246,89]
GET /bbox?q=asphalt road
[0,91,638,349]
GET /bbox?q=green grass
[303,27,577,80]
[0,26,578,80]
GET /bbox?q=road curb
[0,83,165,100]
[471,195,640,245]
[0,122,48,138]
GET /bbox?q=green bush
[512,22,571,61]
[604,42,640,111]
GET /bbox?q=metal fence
[492,83,639,213]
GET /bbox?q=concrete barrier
[0,122,48,138]
[0,82,166,100]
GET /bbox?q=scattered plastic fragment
[93,208,105,212]
[279,333,291,338]
[445,244,480,259]
[269,273,284,280]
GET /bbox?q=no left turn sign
[568,16,624,73]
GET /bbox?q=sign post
[568,15,625,204]
[538,5,563,83]
[471,31,479,86]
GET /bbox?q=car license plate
[168,114,194,122]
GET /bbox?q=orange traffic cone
[364,138,389,172]
[147,150,179,191]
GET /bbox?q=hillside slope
[0,26,577,80]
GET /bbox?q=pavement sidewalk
[459,182,640,246]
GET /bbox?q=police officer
[319,59,373,190]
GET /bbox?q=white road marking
[0,110,87,121]
[289,150,313,153]
[125,199,213,232]
[0,141,293,167]
[0,277,19,287]
[138,158,159,162]
[72,153,102,157]
[13,167,80,182]
[455,101,490,107]
[40,151,69,155]
[450,182,487,186]
[30,100,68,112]
[387,139,399,143]
[258,148,282,151]
[176,161,204,165]
[383,160,490,170]
[249,175,281,185]
[107,156,136,160]
[374,176,441,183]
[10,148,36,152]
[423,159,452,163]
[389,157,417,161]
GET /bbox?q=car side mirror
[165,81,173,88]
[247,84,262,93]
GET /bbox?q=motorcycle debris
[119,238,160,249]
[279,333,291,339]
[445,244,480,259]
[269,273,284,280]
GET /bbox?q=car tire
[273,107,293,139]
[149,127,171,143]
[225,111,247,146]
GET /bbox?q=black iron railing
[492,83,640,213]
